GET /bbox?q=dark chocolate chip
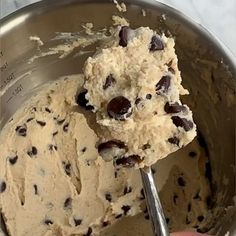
[81,147,87,153]
[205,162,212,183]
[156,76,171,94]
[63,162,71,176]
[103,74,116,90]
[168,136,180,146]
[164,102,186,114]
[9,155,18,165]
[168,67,175,74]
[74,218,82,226]
[76,90,94,110]
[177,177,186,187]
[98,140,126,154]
[135,98,142,105]
[173,194,178,205]
[0,181,6,193]
[114,171,118,178]
[49,144,57,151]
[197,215,204,222]
[64,197,72,209]
[32,107,37,112]
[26,117,34,123]
[142,143,151,150]
[33,184,38,195]
[107,96,132,121]
[27,146,38,157]
[116,155,141,168]
[123,186,132,195]
[105,193,112,202]
[166,218,170,224]
[151,167,156,174]
[145,215,150,220]
[102,221,110,227]
[140,188,145,200]
[85,227,92,236]
[57,119,65,125]
[15,125,27,137]
[150,35,164,51]
[171,116,194,131]
[36,120,46,127]
[115,214,122,219]
[146,94,152,99]
[119,26,129,47]
[121,205,131,215]
[45,107,51,113]
[187,203,191,212]
[189,151,197,157]
[44,219,53,225]
[52,131,58,136]
[63,123,69,132]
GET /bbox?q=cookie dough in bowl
[83,26,196,168]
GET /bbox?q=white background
[1,0,236,56]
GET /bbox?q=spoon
[140,167,169,236]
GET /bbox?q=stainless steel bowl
[0,0,235,235]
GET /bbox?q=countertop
[1,0,236,56]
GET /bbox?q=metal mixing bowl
[0,0,235,235]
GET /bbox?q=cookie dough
[0,76,211,236]
[82,26,196,168]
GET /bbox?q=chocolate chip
[156,76,171,94]
[171,116,194,131]
[9,155,18,165]
[115,155,141,168]
[36,120,46,126]
[151,167,156,174]
[26,117,34,123]
[164,102,186,114]
[85,227,92,236]
[45,107,51,113]
[115,214,122,219]
[119,26,129,47]
[150,35,164,51]
[146,94,152,99]
[173,194,178,205]
[105,193,112,202]
[121,205,131,215]
[0,181,6,193]
[49,144,57,151]
[64,197,72,209]
[177,177,186,187]
[168,136,180,146]
[142,143,151,150]
[57,119,65,125]
[107,96,132,120]
[63,123,69,132]
[63,162,71,176]
[81,147,87,153]
[135,98,142,105]
[114,171,118,178]
[140,188,145,200]
[187,203,191,212]
[189,151,197,157]
[102,221,110,227]
[145,215,150,220]
[27,146,38,157]
[103,74,116,90]
[168,67,175,74]
[52,131,58,136]
[44,219,53,225]
[197,215,204,222]
[32,107,37,112]
[98,140,126,154]
[74,218,82,226]
[76,90,94,110]
[166,218,170,224]
[33,184,38,195]
[123,186,132,195]
[15,125,27,137]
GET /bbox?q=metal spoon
[140,167,169,236]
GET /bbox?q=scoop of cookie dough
[82,26,197,167]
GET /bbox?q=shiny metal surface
[140,168,169,236]
[0,0,235,235]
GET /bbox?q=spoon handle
[140,167,169,236]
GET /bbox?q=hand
[171,232,210,236]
